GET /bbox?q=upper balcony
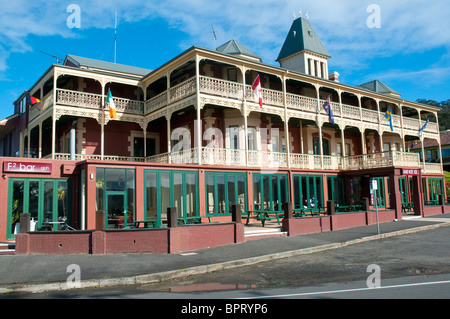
[144,74,440,136]
[51,146,442,174]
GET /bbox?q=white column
[27,132,31,158]
[195,54,202,165]
[283,75,291,168]
[51,73,57,159]
[167,114,172,164]
[101,80,105,160]
[38,122,42,158]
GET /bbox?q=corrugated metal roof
[64,55,152,76]
[277,17,331,61]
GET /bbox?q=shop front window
[144,169,199,226]
[7,178,71,239]
[205,171,247,216]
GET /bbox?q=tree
[417,99,450,131]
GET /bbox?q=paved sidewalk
[0,214,449,294]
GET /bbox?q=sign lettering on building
[3,161,52,174]
[402,168,419,176]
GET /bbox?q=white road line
[238,279,450,299]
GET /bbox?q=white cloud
[0,0,449,75]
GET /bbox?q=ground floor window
[327,175,344,206]
[96,167,135,229]
[7,178,71,239]
[205,171,247,216]
[426,178,444,205]
[253,173,288,211]
[144,169,198,226]
[293,174,324,212]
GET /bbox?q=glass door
[399,177,408,205]
[106,192,126,228]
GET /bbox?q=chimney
[329,71,340,82]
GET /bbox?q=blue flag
[419,118,429,138]
[323,96,335,125]
[384,107,393,132]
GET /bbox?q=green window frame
[96,167,136,229]
[327,175,344,206]
[371,177,386,208]
[253,173,288,212]
[144,169,199,227]
[399,177,408,205]
[7,178,71,239]
[427,178,444,205]
[293,174,324,212]
[313,137,330,155]
[205,171,248,216]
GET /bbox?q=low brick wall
[15,231,93,255]
[15,222,245,255]
[282,210,397,236]
[423,205,446,217]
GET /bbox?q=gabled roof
[358,80,400,97]
[277,17,331,61]
[216,39,261,62]
[64,55,152,76]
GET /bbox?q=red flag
[252,75,263,108]
[26,94,41,105]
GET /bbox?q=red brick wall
[15,223,244,255]
[282,210,398,236]
[16,231,93,254]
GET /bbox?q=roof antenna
[40,51,63,65]
[114,11,117,64]
[211,25,217,49]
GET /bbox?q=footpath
[0,214,449,294]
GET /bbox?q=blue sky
[1,0,449,120]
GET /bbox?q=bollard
[167,207,178,228]
[19,213,31,233]
[327,200,335,215]
[362,197,369,211]
[282,202,293,219]
[439,194,444,206]
[96,210,105,231]
[231,204,242,223]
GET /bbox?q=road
[3,225,449,300]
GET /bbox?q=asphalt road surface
[4,225,449,300]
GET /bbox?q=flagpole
[114,11,117,64]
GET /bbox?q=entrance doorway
[106,192,128,228]
[95,167,136,229]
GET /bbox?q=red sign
[402,168,420,176]
[3,161,52,174]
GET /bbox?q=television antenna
[40,51,63,64]
[114,11,118,64]
[211,25,217,49]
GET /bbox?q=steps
[0,242,15,255]
[244,227,287,241]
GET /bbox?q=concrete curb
[1,222,449,294]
